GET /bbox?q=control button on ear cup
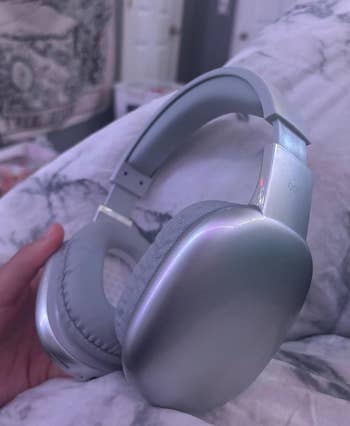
[115,200,232,345]
[121,205,312,413]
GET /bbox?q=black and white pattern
[0,0,115,143]
[1,0,350,424]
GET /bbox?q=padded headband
[123,67,309,177]
[97,66,310,223]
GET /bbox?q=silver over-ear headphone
[36,67,313,413]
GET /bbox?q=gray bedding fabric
[1,0,350,424]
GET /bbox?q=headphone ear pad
[115,200,232,345]
[41,223,122,365]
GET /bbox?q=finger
[30,268,44,297]
[0,224,64,304]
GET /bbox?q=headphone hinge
[273,119,307,163]
[110,161,152,197]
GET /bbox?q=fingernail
[42,224,56,240]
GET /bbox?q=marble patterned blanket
[1,1,350,424]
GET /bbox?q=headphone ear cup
[115,200,232,345]
[120,204,312,412]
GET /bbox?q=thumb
[0,224,64,304]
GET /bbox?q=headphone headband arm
[95,67,309,226]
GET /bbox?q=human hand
[0,224,66,407]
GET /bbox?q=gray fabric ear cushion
[56,222,122,365]
[115,200,232,345]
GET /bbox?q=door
[121,0,184,82]
[177,0,236,83]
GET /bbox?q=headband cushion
[115,200,232,345]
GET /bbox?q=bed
[1,1,350,424]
